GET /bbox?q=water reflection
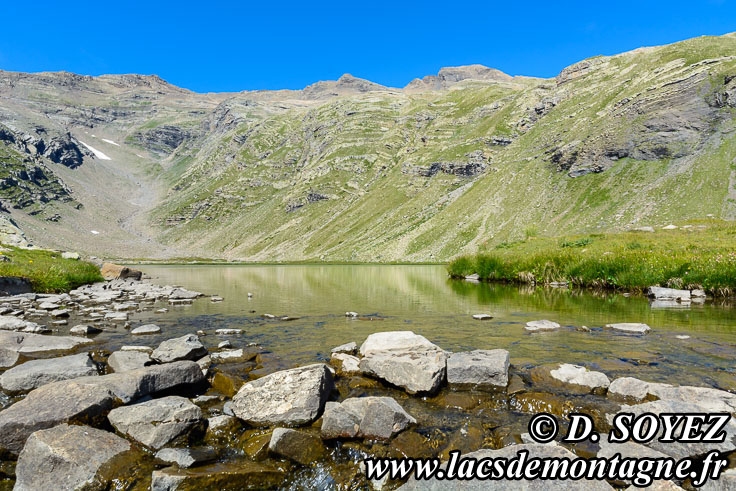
[131,265,736,390]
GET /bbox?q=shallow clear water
[121,264,736,391]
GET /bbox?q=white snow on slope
[79,141,112,160]
[102,139,119,146]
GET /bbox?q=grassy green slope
[152,34,736,262]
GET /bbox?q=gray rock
[121,345,153,354]
[131,324,161,335]
[108,395,202,449]
[524,319,560,332]
[471,313,493,320]
[155,446,217,468]
[152,334,208,363]
[61,252,80,260]
[211,349,249,363]
[151,468,187,491]
[544,363,610,392]
[0,381,115,454]
[50,308,70,318]
[446,349,509,387]
[597,436,670,459]
[70,324,103,335]
[269,428,326,465]
[647,286,691,302]
[359,331,437,356]
[104,312,128,322]
[330,352,360,374]
[215,328,243,335]
[0,361,205,454]
[14,424,132,491]
[107,350,151,372]
[360,345,447,394]
[169,288,201,300]
[0,347,19,368]
[0,315,44,333]
[607,400,736,459]
[331,341,357,354]
[605,323,650,334]
[608,376,736,411]
[231,364,334,426]
[0,353,98,393]
[321,396,415,440]
[399,444,613,490]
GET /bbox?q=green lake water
[127,264,736,391]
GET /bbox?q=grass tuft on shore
[0,245,102,293]
[448,221,736,296]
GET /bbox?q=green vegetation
[448,221,736,295]
[0,246,102,293]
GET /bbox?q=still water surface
[126,264,736,390]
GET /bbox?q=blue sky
[1,0,733,93]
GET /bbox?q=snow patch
[102,139,119,146]
[79,141,112,160]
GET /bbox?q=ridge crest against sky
[1,0,734,93]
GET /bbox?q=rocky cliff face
[1,33,736,260]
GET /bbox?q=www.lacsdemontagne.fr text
[365,449,728,487]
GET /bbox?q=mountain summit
[1,33,735,261]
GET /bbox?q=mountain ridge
[1,33,735,261]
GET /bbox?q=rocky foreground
[0,270,734,488]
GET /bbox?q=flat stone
[70,324,103,335]
[605,323,650,334]
[50,308,70,318]
[447,349,509,388]
[211,349,250,363]
[597,436,670,459]
[360,344,447,394]
[331,341,357,354]
[330,353,360,375]
[131,324,161,335]
[647,286,691,302]
[359,331,437,355]
[121,345,153,354]
[0,352,98,393]
[218,340,232,349]
[231,364,334,427]
[269,428,326,465]
[108,350,151,372]
[108,396,202,449]
[0,347,20,368]
[0,315,45,333]
[14,424,133,491]
[155,447,217,468]
[607,400,736,459]
[607,376,736,411]
[152,334,208,363]
[525,320,560,332]
[321,396,415,440]
[104,312,128,322]
[531,363,610,394]
[471,314,493,320]
[215,328,243,335]
[38,302,60,310]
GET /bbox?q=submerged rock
[108,396,202,449]
[152,334,208,363]
[231,364,334,426]
[530,363,610,394]
[0,352,98,393]
[14,424,133,491]
[268,428,326,465]
[321,396,415,440]
[155,447,217,468]
[446,349,509,388]
[150,461,284,490]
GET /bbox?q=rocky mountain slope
[1,33,735,261]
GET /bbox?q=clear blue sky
[1,0,733,93]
